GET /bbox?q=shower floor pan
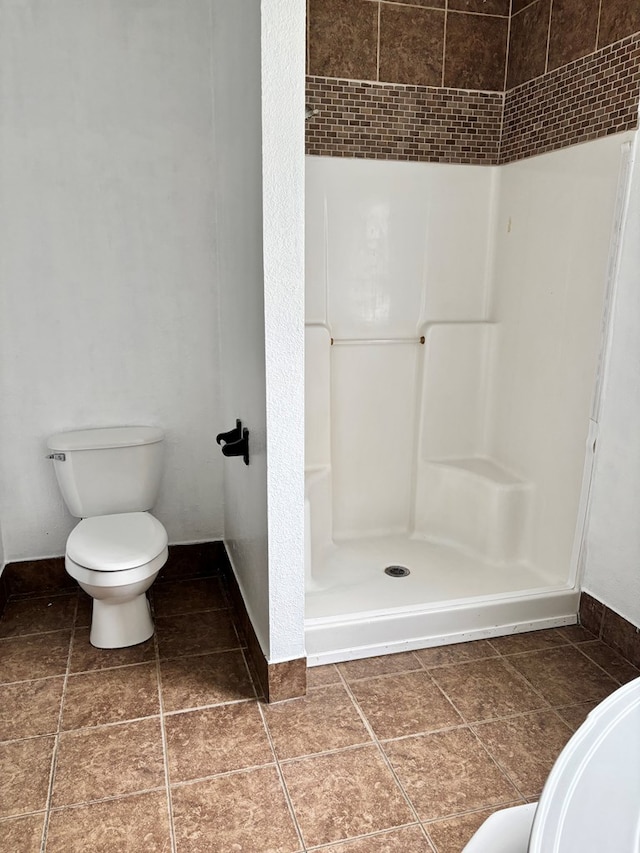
[305,535,579,666]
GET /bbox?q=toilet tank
[47,427,165,518]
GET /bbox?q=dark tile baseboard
[579,591,640,669]
[219,549,306,703]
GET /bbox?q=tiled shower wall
[306,0,640,163]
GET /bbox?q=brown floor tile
[508,646,619,706]
[0,631,71,684]
[0,736,55,817]
[425,807,504,853]
[474,710,573,797]
[0,812,45,852]
[282,745,413,847]
[52,718,165,806]
[263,684,371,759]
[151,577,227,618]
[306,663,341,688]
[156,610,240,659]
[487,628,569,656]
[172,765,301,853]
[74,592,93,629]
[165,702,272,782]
[0,594,76,638]
[0,677,64,741]
[321,825,432,851]
[383,728,519,821]
[46,790,172,853]
[414,640,497,668]
[338,652,422,682]
[555,701,599,731]
[430,658,547,722]
[61,662,159,730]
[557,624,596,644]
[160,649,255,711]
[69,628,156,674]
[350,671,461,739]
[578,641,640,684]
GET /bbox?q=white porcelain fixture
[47,427,168,648]
[462,675,640,852]
[305,134,633,664]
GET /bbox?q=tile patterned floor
[1,564,638,853]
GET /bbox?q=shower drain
[384,565,410,578]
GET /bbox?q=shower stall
[304,131,634,665]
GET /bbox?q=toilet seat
[529,674,640,852]
[67,512,167,571]
[463,675,640,853]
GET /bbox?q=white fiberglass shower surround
[304,131,634,665]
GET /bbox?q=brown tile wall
[507,0,640,89]
[308,0,510,92]
[306,0,640,164]
[500,33,640,162]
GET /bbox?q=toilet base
[90,594,154,649]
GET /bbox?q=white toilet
[47,426,169,649]
[463,674,640,852]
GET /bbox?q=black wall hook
[216,420,242,447]
[216,420,250,466]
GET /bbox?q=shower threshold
[305,535,579,666]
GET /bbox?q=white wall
[487,133,632,582]
[583,132,640,627]
[213,0,305,662]
[0,0,224,560]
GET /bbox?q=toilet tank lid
[47,426,164,452]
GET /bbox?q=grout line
[162,696,257,718]
[47,785,168,813]
[155,629,177,853]
[39,592,79,852]
[168,761,282,789]
[466,721,530,802]
[376,1,382,83]
[305,822,427,852]
[256,702,308,852]
[336,668,424,829]
[441,0,448,88]
[545,0,553,74]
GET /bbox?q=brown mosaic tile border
[579,591,640,669]
[500,33,640,163]
[306,34,640,165]
[306,77,502,164]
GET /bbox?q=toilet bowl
[47,427,168,649]
[463,674,640,852]
[66,512,168,648]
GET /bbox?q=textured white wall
[212,0,306,662]
[0,0,224,559]
[261,0,306,662]
[583,132,640,627]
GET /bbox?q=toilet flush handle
[46,453,66,461]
